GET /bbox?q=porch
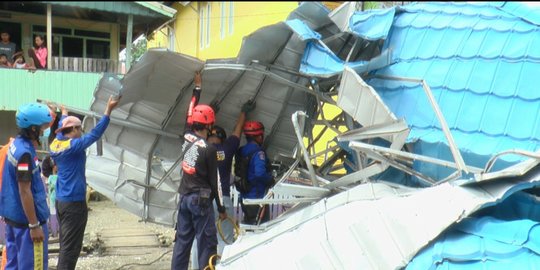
[0,2,176,73]
[51,56,124,73]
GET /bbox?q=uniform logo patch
[216,150,225,161]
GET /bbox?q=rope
[216,216,240,245]
[203,254,221,270]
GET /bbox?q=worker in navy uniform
[172,71,227,270]
[238,121,274,225]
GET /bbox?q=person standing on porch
[28,35,47,69]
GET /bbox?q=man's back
[178,131,218,196]
[238,142,272,199]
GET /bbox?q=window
[199,5,204,48]
[228,2,234,34]
[32,25,110,59]
[206,3,211,47]
[220,2,226,39]
[62,37,83,57]
[86,39,110,59]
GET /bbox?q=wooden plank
[104,247,166,256]
[101,232,157,238]
[102,236,160,247]
[100,228,152,234]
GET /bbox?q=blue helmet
[16,103,52,128]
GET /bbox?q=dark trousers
[241,201,269,225]
[56,200,88,270]
[172,192,217,270]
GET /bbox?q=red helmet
[243,121,264,136]
[192,104,215,124]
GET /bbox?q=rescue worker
[0,103,52,269]
[238,121,274,225]
[172,102,227,270]
[207,101,256,254]
[49,95,120,270]
[171,72,227,269]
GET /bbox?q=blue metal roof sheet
[349,1,540,179]
[407,216,540,270]
[348,7,395,40]
[285,19,321,41]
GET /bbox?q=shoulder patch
[195,140,207,147]
[184,133,198,142]
[50,139,72,153]
[216,150,225,161]
[17,163,29,171]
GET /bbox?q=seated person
[0,53,11,68]
[12,52,35,70]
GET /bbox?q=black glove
[241,99,256,113]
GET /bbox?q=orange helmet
[243,121,264,136]
[192,104,215,125]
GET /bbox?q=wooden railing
[51,57,124,74]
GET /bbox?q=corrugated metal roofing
[219,167,540,270]
[0,69,102,111]
[348,7,396,40]
[407,216,540,270]
[363,1,540,180]
[41,1,172,18]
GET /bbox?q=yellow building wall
[148,2,299,60]
[0,9,120,61]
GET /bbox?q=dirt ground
[48,198,176,270]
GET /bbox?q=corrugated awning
[40,1,176,18]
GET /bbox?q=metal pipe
[155,155,184,189]
[483,149,540,173]
[292,111,318,187]
[36,99,181,139]
[368,75,469,174]
[349,141,483,173]
[420,81,467,174]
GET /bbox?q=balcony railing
[51,56,124,74]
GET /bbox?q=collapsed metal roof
[78,1,540,269]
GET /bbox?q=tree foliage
[130,37,147,66]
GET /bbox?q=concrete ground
[48,199,176,270]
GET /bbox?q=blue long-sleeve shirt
[239,141,273,199]
[49,115,110,202]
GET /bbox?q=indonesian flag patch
[17,163,29,171]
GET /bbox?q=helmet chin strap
[29,126,42,146]
[206,124,214,137]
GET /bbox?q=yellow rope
[203,254,221,270]
[216,216,241,245]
